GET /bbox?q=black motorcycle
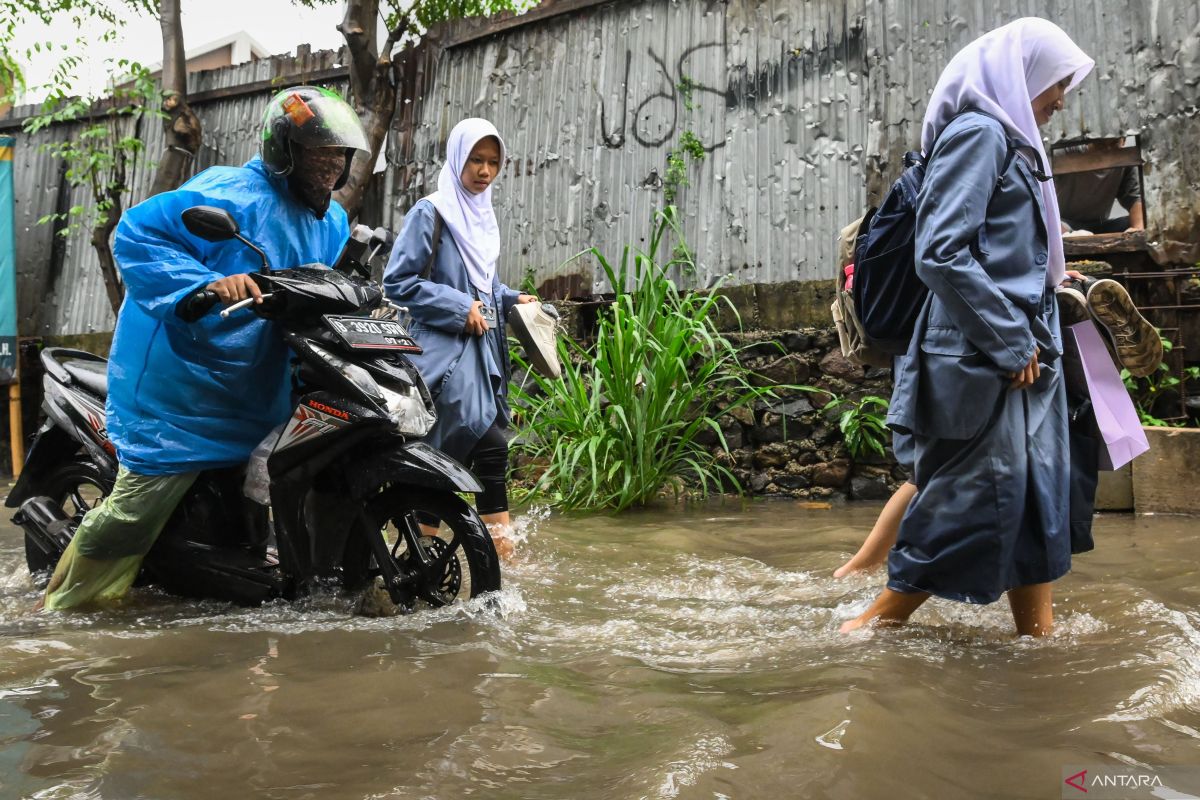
[8,206,500,612]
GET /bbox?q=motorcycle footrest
[14,496,74,556]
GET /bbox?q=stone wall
[549,281,905,502]
[701,328,904,502]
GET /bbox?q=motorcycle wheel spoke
[68,489,91,517]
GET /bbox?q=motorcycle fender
[6,425,116,508]
[379,441,484,494]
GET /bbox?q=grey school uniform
[383,198,522,461]
[886,111,1071,604]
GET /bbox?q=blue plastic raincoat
[107,156,349,475]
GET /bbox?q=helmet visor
[267,87,370,154]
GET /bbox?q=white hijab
[425,118,506,295]
[921,18,1094,286]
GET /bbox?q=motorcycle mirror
[181,206,240,242]
[180,205,272,273]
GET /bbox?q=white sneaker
[508,302,562,379]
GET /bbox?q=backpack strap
[926,109,1021,192]
[420,207,443,281]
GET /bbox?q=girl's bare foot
[833,482,917,578]
[833,547,889,579]
[489,530,515,561]
[481,511,516,561]
[839,587,930,633]
[1007,582,1054,637]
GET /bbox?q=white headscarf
[425,118,506,295]
[921,18,1094,286]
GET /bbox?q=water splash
[648,733,734,799]
[1102,600,1200,722]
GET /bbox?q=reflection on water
[1,501,1198,799]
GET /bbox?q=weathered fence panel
[5,0,1198,337]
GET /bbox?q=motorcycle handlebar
[220,296,260,319]
[175,289,221,322]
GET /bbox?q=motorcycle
[8,205,500,612]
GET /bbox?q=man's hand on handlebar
[206,274,263,306]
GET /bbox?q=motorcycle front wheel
[345,487,501,612]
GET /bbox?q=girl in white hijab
[842,19,1093,636]
[384,118,536,559]
[921,17,1094,286]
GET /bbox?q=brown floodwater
[1,500,1197,799]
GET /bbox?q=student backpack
[834,111,1018,364]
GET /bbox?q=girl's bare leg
[426,513,514,559]
[839,588,930,633]
[1007,583,1054,637]
[481,511,515,560]
[834,482,918,577]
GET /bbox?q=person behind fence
[840,19,1094,636]
[38,86,369,611]
[383,118,536,560]
[1055,137,1144,235]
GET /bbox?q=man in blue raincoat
[40,86,369,611]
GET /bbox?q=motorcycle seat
[63,361,108,399]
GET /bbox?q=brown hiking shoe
[1085,279,1162,377]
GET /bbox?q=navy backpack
[851,113,1017,355]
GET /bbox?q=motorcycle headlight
[380,384,436,437]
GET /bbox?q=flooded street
[1,500,1198,799]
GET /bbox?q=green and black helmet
[259,86,369,188]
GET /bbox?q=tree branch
[379,7,415,66]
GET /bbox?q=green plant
[1121,334,1200,427]
[677,76,696,111]
[663,130,705,204]
[518,265,538,296]
[661,73,705,205]
[24,58,162,315]
[510,207,795,511]
[823,394,890,459]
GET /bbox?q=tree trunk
[91,197,125,317]
[148,0,200,197]
[334,74,396,222]
[333,0,409,223]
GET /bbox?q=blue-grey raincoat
[382,199,521,461]
[886,112,1071,604]
[108,156,349,475]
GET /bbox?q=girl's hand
[465,300,489,336]
[516,294,537,304]
[1008,347,1041,390]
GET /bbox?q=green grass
[510,208,796,511]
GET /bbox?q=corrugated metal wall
[7,50,348,338]
[7,0,1200,336]
[408,0,1200,296]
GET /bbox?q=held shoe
[1054,286,1090,327]
[508,301,562,379]
[1085,278,1162,377]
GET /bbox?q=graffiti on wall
[598,43,725,151]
